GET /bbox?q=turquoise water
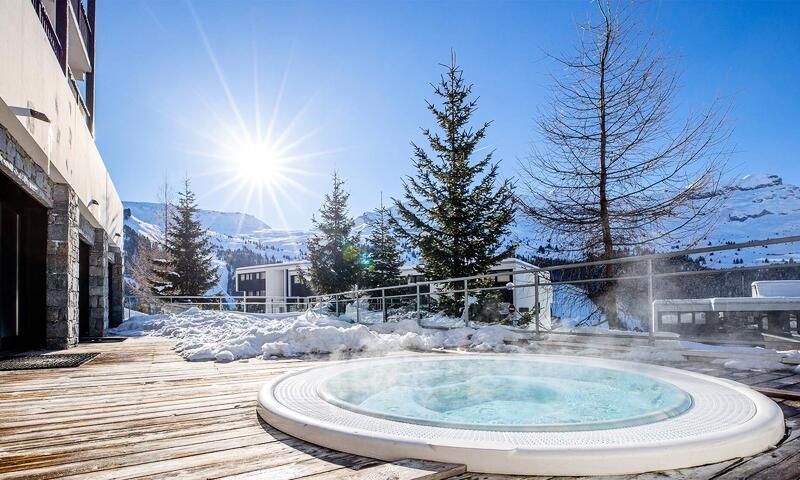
[318,358,692,431]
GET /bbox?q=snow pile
[715,358,794,372]
[110,308,528,362]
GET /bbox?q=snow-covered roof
[399,258,539,277]
[236,260,311,274]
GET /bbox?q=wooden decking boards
[0,336,798,480]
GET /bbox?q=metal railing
[125,235,800,347]
[31,0,63,63]
[70,0,92,48]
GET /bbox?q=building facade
[0,0,124,350]
[399,258,553,326]
[235,261,312,313]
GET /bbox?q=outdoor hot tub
[256,354,785,476]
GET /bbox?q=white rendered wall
[0,0,123,247]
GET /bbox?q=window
[661,314,678,325]
[680,313,693,324]
[695,313,707,325]
[496,274,511,283]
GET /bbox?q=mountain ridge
[123,172,800,294]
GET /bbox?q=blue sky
[96,1,800,230]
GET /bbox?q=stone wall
[0,123,52,206]
[88,228,109,336]
[2,122,122,348]
[46,184,80,349]
[109,248,125,327]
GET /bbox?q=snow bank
[715,358,794,372]
[110,309,529,362]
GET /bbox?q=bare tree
[519,1,730,329]
[127,235,161,310]
[156,174,173,247]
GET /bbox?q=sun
[230,141,284,187]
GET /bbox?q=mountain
[125,201,271,238]
[123,173,800,296]
[514,173,800,267]
[123,202,310,295]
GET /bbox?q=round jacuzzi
[257,354,785,476]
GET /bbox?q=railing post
[381,288,386,323]
[243,292,247,313]
[355,286,361,323]
[335,294,339,317]
[648,258,655,345]
[463,279,469,327]
[534,272,540,335]
[416,284,421,322]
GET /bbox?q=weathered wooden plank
[1,336,798,480]
[0,425,271,472]
[144,449,373,480]
[0,410,255,450]
[753,386,800,400]
[300,459,466,480]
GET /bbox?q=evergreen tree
[392,53,516,285]
[306,172,362,294]
[363,201,403,289]
[152,178,218,296]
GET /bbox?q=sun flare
[229,141,284,187]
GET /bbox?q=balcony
[30,0,95,131]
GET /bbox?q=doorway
[79,241,90,338]
[0,171,47,351]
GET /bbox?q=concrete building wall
[0,0,122,244]
[0,1,124,349]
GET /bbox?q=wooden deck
[0,337,798,480]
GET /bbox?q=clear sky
[96,0,800,230]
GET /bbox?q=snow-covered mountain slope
[124,201,308,260]
[123,173,800,295]
[515,173,800,267]
[126,201,270,239]
[696,174,800,266]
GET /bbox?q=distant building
[0,0,124,350]
[400,258,552,320]
[235,261,312,312]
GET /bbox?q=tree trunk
[598,9,619,330]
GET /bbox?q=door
[0,205,20,342]
[79,241,90,338]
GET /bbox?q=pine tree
[152,178,218,296]
[306,172,362,294]
[392,53,516,285]
[363,200,403,289]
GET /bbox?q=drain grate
[0,352,100,371]
[80,337,127,343]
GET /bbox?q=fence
[125,235,800,347]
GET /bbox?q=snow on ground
[113,308,799,373]
[110,308,527,362]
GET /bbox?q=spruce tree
[392,54,515,285]
[306,172,362,294]
[363,201,403,289]
[152,178,218,296]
